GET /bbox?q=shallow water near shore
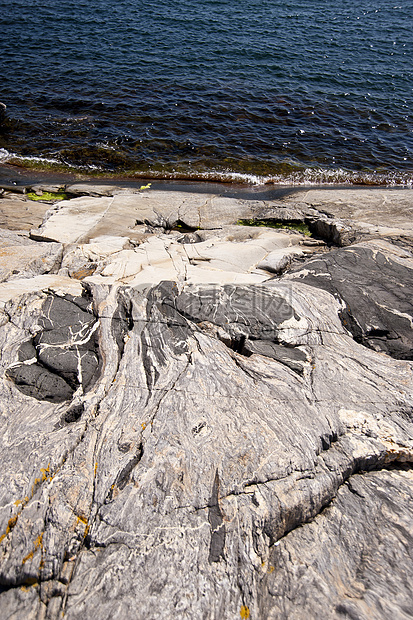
[1,162,401,201]
[1,0,412,185]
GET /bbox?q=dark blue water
[1,0,412,185]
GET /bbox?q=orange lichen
[30,464,53,497]
[22,532,43,564]
[35,533,43,551]
[71,266,97,280]
[22,550,34,564]
[240,606,250,619]
[2,465,54,546]
[40,464,50,482]
[1,515,18,543]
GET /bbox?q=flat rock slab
[67,227,311,288]
[0,275,83,308]
[65,183,135,197]
[29,187,413,251]
[0,196,51,231]
[0,242,62,282]
[285,188,413,226]
[31,191,273,244]
[284,188,413,244]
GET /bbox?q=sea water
[1,0,412,185]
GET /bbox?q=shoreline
[0,161,412,202]
[1,145,413,190]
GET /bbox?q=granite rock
[286,238,413,359]
[0,195,51,231]
[0,276,411,619]
[0,186,411,619]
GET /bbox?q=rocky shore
[0,181,412,619]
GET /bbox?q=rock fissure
[219,433,413,553]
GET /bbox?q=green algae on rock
[26,191,68,202]
[237,218,312,236]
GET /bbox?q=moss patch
[237,218,311,236]
[27,191,67,202]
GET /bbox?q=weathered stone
[0,242,62,282]
[286,239,413,359]
[29,184,66,196]
[31,190,312,244]
[256,248,295,273]
[0,275,83,308]
[0,228,38,248]
[65,183,135,197]
[243,340,308,373]
[0,195,51,231]
[5,293,100,401]
[283,188,413,246]
[5,362,74,402]
[0,185,411,620]
[260,468,413,619]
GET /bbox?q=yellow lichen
[7,516,17,529]
[240,606,250,619]
[27,191,67,202]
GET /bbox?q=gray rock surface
[289,188,413,246]
[0,184,412,619]
[286,239,413,359]
[0,194,51,232]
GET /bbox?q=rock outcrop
[0,183,412,619]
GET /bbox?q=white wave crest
[0,148,11,162]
